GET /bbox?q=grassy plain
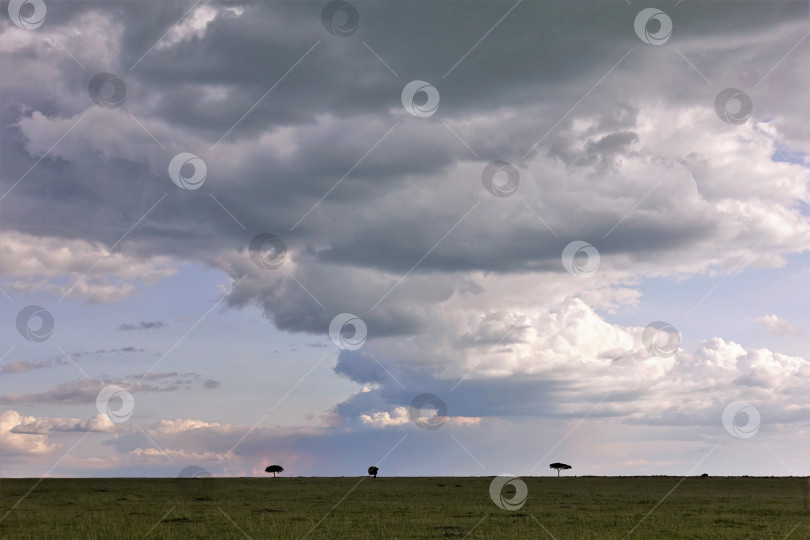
[0,476,806,539]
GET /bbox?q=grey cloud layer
[1,1,808,444]
[0,372,217,405]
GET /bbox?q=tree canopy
[265,465,284,477]
[549,463,572,476]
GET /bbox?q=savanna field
[0,477,806,539]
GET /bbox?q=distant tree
[700,473,709,478]
[549,463,572,477]
[265,465,284,477]
[368,466,379,479]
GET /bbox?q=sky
[0,0,808,479]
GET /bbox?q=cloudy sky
[0,0,808,478]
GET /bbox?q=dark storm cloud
[313,201,717,275]
[44,1,804,136]
[333,350,388,385]
[1,0,804,258]
[0,0,808,373]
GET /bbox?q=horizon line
[3,474,807,480]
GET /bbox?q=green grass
[0,477,806,539]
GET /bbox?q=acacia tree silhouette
[368,466,379,478]
[265,465,284,477]
[549,463,572,477]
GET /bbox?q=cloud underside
[1,1,807,305]
[2,299,807,469]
